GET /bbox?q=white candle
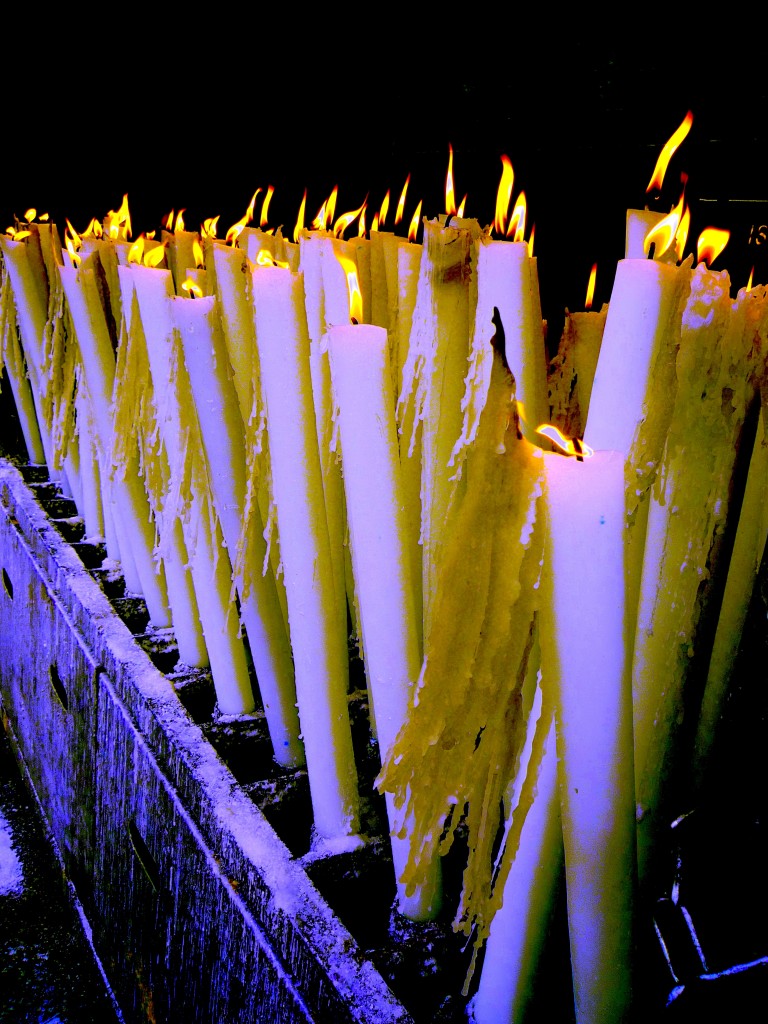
[0,270,45,463]
[170,291,303,767]
[540,447,636,1024]
[327,321,441,919]
[127,263,256,713]
[58,255,171,627]
[250,263,359,841]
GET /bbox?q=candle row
[1,194,766,1023]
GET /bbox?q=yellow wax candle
[327,320,441,920]
[693,396,768,789]
[632,264,761,886]
[58,254,171,627]
[540,447,636,1024]
[400,217,480,636]
[250,263,359,842]
[127,263,257,714]
[0,270,45,463]
[171,292,303,767]
[210,241,288,632]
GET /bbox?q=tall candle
[250,264,359,841]
[127,263,256,713]
[0,270,45,463]
[540,447,636,1024]
[58,254,171,627]
[171,291,303,767]
[327,320,441,919]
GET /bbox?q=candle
[539,447,636,1024]
[327,319,441,919]
[400,217,480,637]
[170,291,303,768]
[625,209,665,259]
[127,263,257,714]
[0,270,45,464]
[631,264,761,886]
[250,263,359,842]
[58,252,172,628]
[378,352,544,955]
[548,304,609,439]
[693,393,768,786]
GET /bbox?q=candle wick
[647,242,656,260]
[351,317,359,326]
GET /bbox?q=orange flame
[175,209,186,233]
[201,215,220,239]
[23,208,36,223]
[408,200,423,243]
[507,192,527,242]
[337,254,363,323]
[696,227,730,267]
[312,186,338,231]
[39,212,49,222]
[358,204,367,237]
[127,236,145,264]
[371,212,380,233]
[181,278,203,299]
[226,189,261,245]
[378,190,390,228]
[83,217,103,239]
[445,144,457,217]
[162,210,175,231]
[585,263,597,310]
[395,174,410,225]
[528,224,535,258]
[747,267,755,291]
[536,423,594,458]
[293,189,307,243]
[10,229,31,241]
[333,197,367,239]
[494,155,515,235]
[105,194,132,240]
[144,243,166,268]
[644,187,687,260]
[647,110,694,193]
[457,194,467,218]
[260,186,274,228]
[64,220,82,267]
[193,239,205,269]
[255,249,290,269]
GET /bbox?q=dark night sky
[3,23,767,336]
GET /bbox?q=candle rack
[1,437,767,1022]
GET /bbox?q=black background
[3,21,767,346]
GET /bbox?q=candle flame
[378,190,390,228]
[337,254,363,323]
[83,217,103,239]
[256,249,289,269]
[312,186,338,231]
[162,210,175,231]
[64,221,82,267]
[10,230,31,241]
[226,189,261,245]
[747,267,755,291]
[128,236,145,264]
[181,278,203,299]
[193,238,205,269]
[358,203,367,237]
[537,423,594,458]
[395,174,410,225]
[445,144,457,217]
[201,215,220,239]
[675,203,691,261]
[144,242,167,268]
[696,227,730,267]
[507,191,527,242]
[528,224,535,258]
[408,200,423,242]
[23,208,36,222]
[585,263,597,310]
[175,209,187,233]
[647,110,694,193]
[260,186,274,228]
[494,155,515,236]
[456,194,467,218]
[104,194,132,240]
[333,197,367,239]
[294,189,307,243]
[39,212,49,222]
[644,187,687,260]
[371,212,380,233]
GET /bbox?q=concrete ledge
[0,458,417,1024]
